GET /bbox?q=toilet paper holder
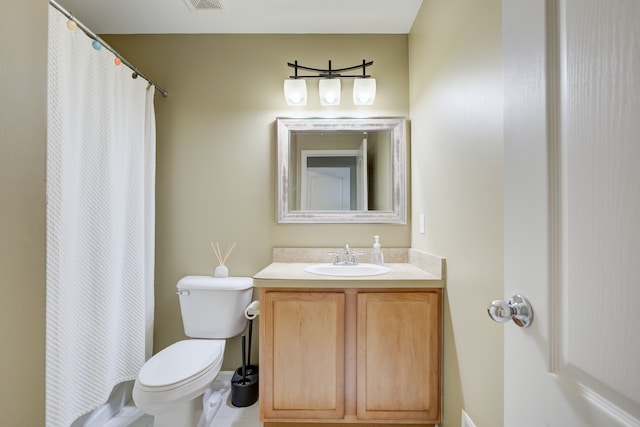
[244,300,260,320]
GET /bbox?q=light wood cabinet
[356,292,441,422]
[260,291,345,420]
[259,288,442,426]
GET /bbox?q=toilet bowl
[133,340,225,427]
[132,276,253,427]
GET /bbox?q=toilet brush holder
[231,368,258,407]
[231,334,258,407]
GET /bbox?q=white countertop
[253,248,445,289]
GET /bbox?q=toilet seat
[137,340,225,392]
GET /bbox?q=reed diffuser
[210,241,236,278]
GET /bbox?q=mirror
[277,117,406,223]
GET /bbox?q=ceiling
[54,0,423,35]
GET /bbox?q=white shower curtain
[46,6,155,427]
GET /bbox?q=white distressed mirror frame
[276,117,407,224]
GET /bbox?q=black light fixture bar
[288,59,374,79]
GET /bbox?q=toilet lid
[138,340,225,388]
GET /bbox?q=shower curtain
[46,6,155,427]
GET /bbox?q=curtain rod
[49,0,168,97]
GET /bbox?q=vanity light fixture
[353,78,376,105]
[283,79,307,106]
[319,79,341,105]
[284,59,375,106]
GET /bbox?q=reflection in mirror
[277,117,406,223]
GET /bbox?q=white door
[502,0,640,426]
[356,137,368,210]
[305,167,350,210]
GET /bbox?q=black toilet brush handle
[241,334,246,380]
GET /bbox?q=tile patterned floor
[102,371,262,427]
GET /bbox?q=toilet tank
[176,276,253,338]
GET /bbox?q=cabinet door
[261,291,345,420]
[356,291,441,422]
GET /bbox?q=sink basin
[304,263,391,277]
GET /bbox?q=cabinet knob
[487,294,533,328]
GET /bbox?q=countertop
[253,248,446,289]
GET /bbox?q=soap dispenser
[371,235,384,265]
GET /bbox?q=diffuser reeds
[210,241,236,266]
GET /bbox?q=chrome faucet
[330,243,362,265]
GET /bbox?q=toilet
[133,275,253,427]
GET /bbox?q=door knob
[487,294,533,328]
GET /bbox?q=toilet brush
[246,320,254,375]
[241,334,247,382]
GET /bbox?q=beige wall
[0,2,47,426]
[104,34,411,368]
[408,1,504,426]
[0,5,502,424]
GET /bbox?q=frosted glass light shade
[319,79,341,106]
[284,79,307,105]
[353,78,376,105]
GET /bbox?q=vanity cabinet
[259,288,442,426]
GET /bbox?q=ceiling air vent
[183,0,224,10]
